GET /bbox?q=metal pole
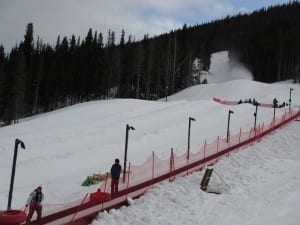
[123,124,135,182]
[123,125,129,182]
[289,88,294,113]
[187,117,195,160]
[7,139,25,210]
[273,106,276,122]
[254,103,258,131]
[226,110,234,143]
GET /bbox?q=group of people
[238,98,259,106]
[237,97,288,108]
[25,159,122,224]
[273,98,288,108]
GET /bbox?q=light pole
[273,104,276,122]
[289,88,294,113]
[123,124,135,182]
[254,103,259,131]
[187,117,196,160]
[7,138,26,211]
[226,110,234,143]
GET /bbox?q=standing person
[25,186,44,224]
[273,98,278,108]
[110,158,122,196]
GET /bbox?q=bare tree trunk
[136,43,143,99]
[32,58,44,114]
[187,50,193,87]
[171,33,177,94]
[165,36,172,99]
[146,43,153,99]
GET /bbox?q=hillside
[0,51,299,225]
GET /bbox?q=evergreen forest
[0,2,299,125]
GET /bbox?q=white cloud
[0,0,287,51]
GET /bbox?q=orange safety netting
[38,109,300,223]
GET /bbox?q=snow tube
[90,189,111,203]
[0,210,27,225]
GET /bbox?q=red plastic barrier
[90,190,111,203]
[0,210,27,225]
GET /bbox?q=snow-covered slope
[92,121,300,225]
[0,51,299,225]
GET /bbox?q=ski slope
[92,121,300,225]
[0,51,299,225]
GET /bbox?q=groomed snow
[0,51,299,225]
[92,121,300,225]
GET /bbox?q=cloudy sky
[0,0,291,51]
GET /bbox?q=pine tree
[22,23,34,64]
[0,45,7,121]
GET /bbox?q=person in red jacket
[110,159,122,196]
[25,186,44,224]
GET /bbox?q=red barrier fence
[28,109,300,225]
[213,97,274,108]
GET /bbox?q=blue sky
[0,0,293,51]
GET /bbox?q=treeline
[0,2,300,124]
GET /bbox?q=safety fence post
[101,173,109,211]
[68,193,89,225]
[258,123,261,136]
[227,134,231,156]
[126,163,131,199]
[152,151,155,179]
[204,139,207,159]
[284,110,287,121]
[258,124,262,138]
[239,128,242,143]
[249,127,252,140]
[169,148,175,181]
[216,136,219,153]
[259,123,261,135]
[103,173,109,193]
[228,134,230,147]
[269,120,272,130]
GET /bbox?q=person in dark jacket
[110,158,122,196]
[25,186,44,224]
[273,98,278,108]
